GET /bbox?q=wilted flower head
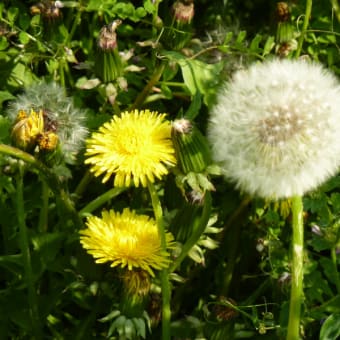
[80,208,173,276]
[171,0,194,24]
[7,81,87,163]
[97,20,121,51]
[208,59,340,199]
[85,109,176,187]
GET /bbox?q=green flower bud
[171,118,212,174]
[95,20,124,82]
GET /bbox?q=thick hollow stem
[147,182,171,340]
[287,195,304,340]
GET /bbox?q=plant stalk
[147,182,171,340]
[295,0,313,58]
[130,61,166,110]
[287,195,304,340]
[79,187,126,217]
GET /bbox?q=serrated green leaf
[235,30,247,44]
[320,314,340,340]
[99,309,121,323]
[223,31,234,45]
[249,34,262,52]
[263,36,275,56]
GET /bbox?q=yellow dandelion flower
[80,208,174,276]
[85,109,176,187]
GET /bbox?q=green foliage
[0,0,339,339]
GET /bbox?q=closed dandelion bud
[275,2,294,44]
[30,1,62,21]
[171,118,212,174]
[162,0,194,50]
[95,20,124,82]
[276,21,294,44]
[172,0,194,25]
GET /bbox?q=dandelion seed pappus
[42,109,58,132]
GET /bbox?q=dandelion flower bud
[208,59,340,199]
[172,0,194,25]
[95,20,123,82]
[171,118,212,174]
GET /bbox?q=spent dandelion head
[85,109,176,187]
[80,208,174,276]
[8,81,87,163]
[208,59,340,199]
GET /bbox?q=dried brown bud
[98,20,122,51]
[30,1,62,20]
[276,2,290,22]
[172,0,194,24]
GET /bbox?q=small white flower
[208,59,340,199]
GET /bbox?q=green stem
[0,144,82,228]
[330,0,340,24]
[287,195,304,340]
[147,182,171,340]
[295,0,313,58]
[16,167,42,338]
[79,187,126,217]
[170,191,212,272]
[74,170,93,198]
[130,61,166,110]
[330,246,340,294]
[38,180,50,232]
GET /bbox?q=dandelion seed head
[208,59,340,198]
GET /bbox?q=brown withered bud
[98,20,122,51]
[212,297,239,322]
[30,1,62,20]
[172,0,194,24]
[276,2,290,23]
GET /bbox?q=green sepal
[171,119,212,174]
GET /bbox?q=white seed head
[7,82,88,163]
[208,59,340,199]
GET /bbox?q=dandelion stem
[74,170,93,198]
[295,0,313,58]
[38,180,50,232]
[330,246,340,294]
[287,195,304,340]
[16,166,42,339]
[147,182,171,340]
[130,61,166,110]
[79,187,126,217]
[170,191,212,272]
